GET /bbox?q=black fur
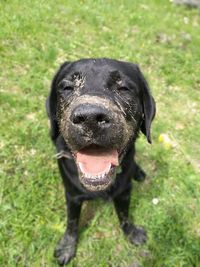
[46,58,155,265]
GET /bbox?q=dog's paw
[133,166,146,182]
[54,235,76,266]
[54,249,75,266]
[127,225,147,246]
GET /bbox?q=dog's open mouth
[75,145,119,191]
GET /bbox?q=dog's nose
[71,104,111,128]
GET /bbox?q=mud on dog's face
[48,59,155,191]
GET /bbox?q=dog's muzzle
[58,95,132,191]
[69,103,118,191]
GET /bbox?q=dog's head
[47,59,155,191]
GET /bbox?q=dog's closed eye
[58,79,74,92]
[117,86,129,92]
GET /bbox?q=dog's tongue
[77,148,119,175]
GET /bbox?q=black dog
[46,58,155,265]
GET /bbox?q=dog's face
[48,59,155,191]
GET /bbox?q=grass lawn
[0,0,200,266]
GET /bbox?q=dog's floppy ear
[136,66,156,144]
[46,61,71,141]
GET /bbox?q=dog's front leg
[54,194,82,265]
[114,188,147,246]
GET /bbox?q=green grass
[0,0,200,266]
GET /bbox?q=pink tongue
[77,148,119,175]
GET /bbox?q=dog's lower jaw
[80,176,114,192]
[78,166,116,192]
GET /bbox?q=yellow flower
[158,133,173,150]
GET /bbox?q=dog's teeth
[83,170,110,180]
